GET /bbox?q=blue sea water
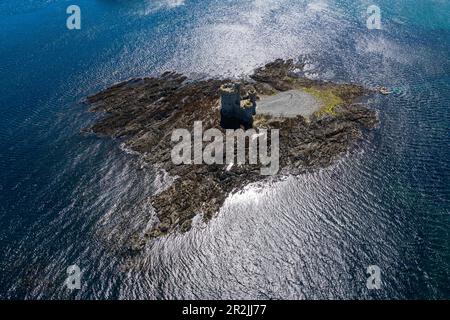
[0,0,449,299]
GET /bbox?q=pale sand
[257,89,320,117]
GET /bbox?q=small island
[86,59,378,250]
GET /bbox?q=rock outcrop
[85,59,378,250]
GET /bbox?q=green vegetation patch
[302,87,344,116]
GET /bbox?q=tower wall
[220,83,255,130]
[240,107,254,123]
[220,92,238,116]
[220,83,241,117]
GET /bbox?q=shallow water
[0,0,449,299]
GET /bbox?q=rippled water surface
[0,0,449,299]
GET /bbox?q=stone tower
[219,83,241,117]
[219,82,256,130]
[239,100,255,124]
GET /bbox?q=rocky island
[86,59,378,250]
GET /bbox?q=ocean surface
[0,0,449,299]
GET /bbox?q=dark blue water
[0,0,449,299]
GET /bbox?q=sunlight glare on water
[0,0,449,299]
